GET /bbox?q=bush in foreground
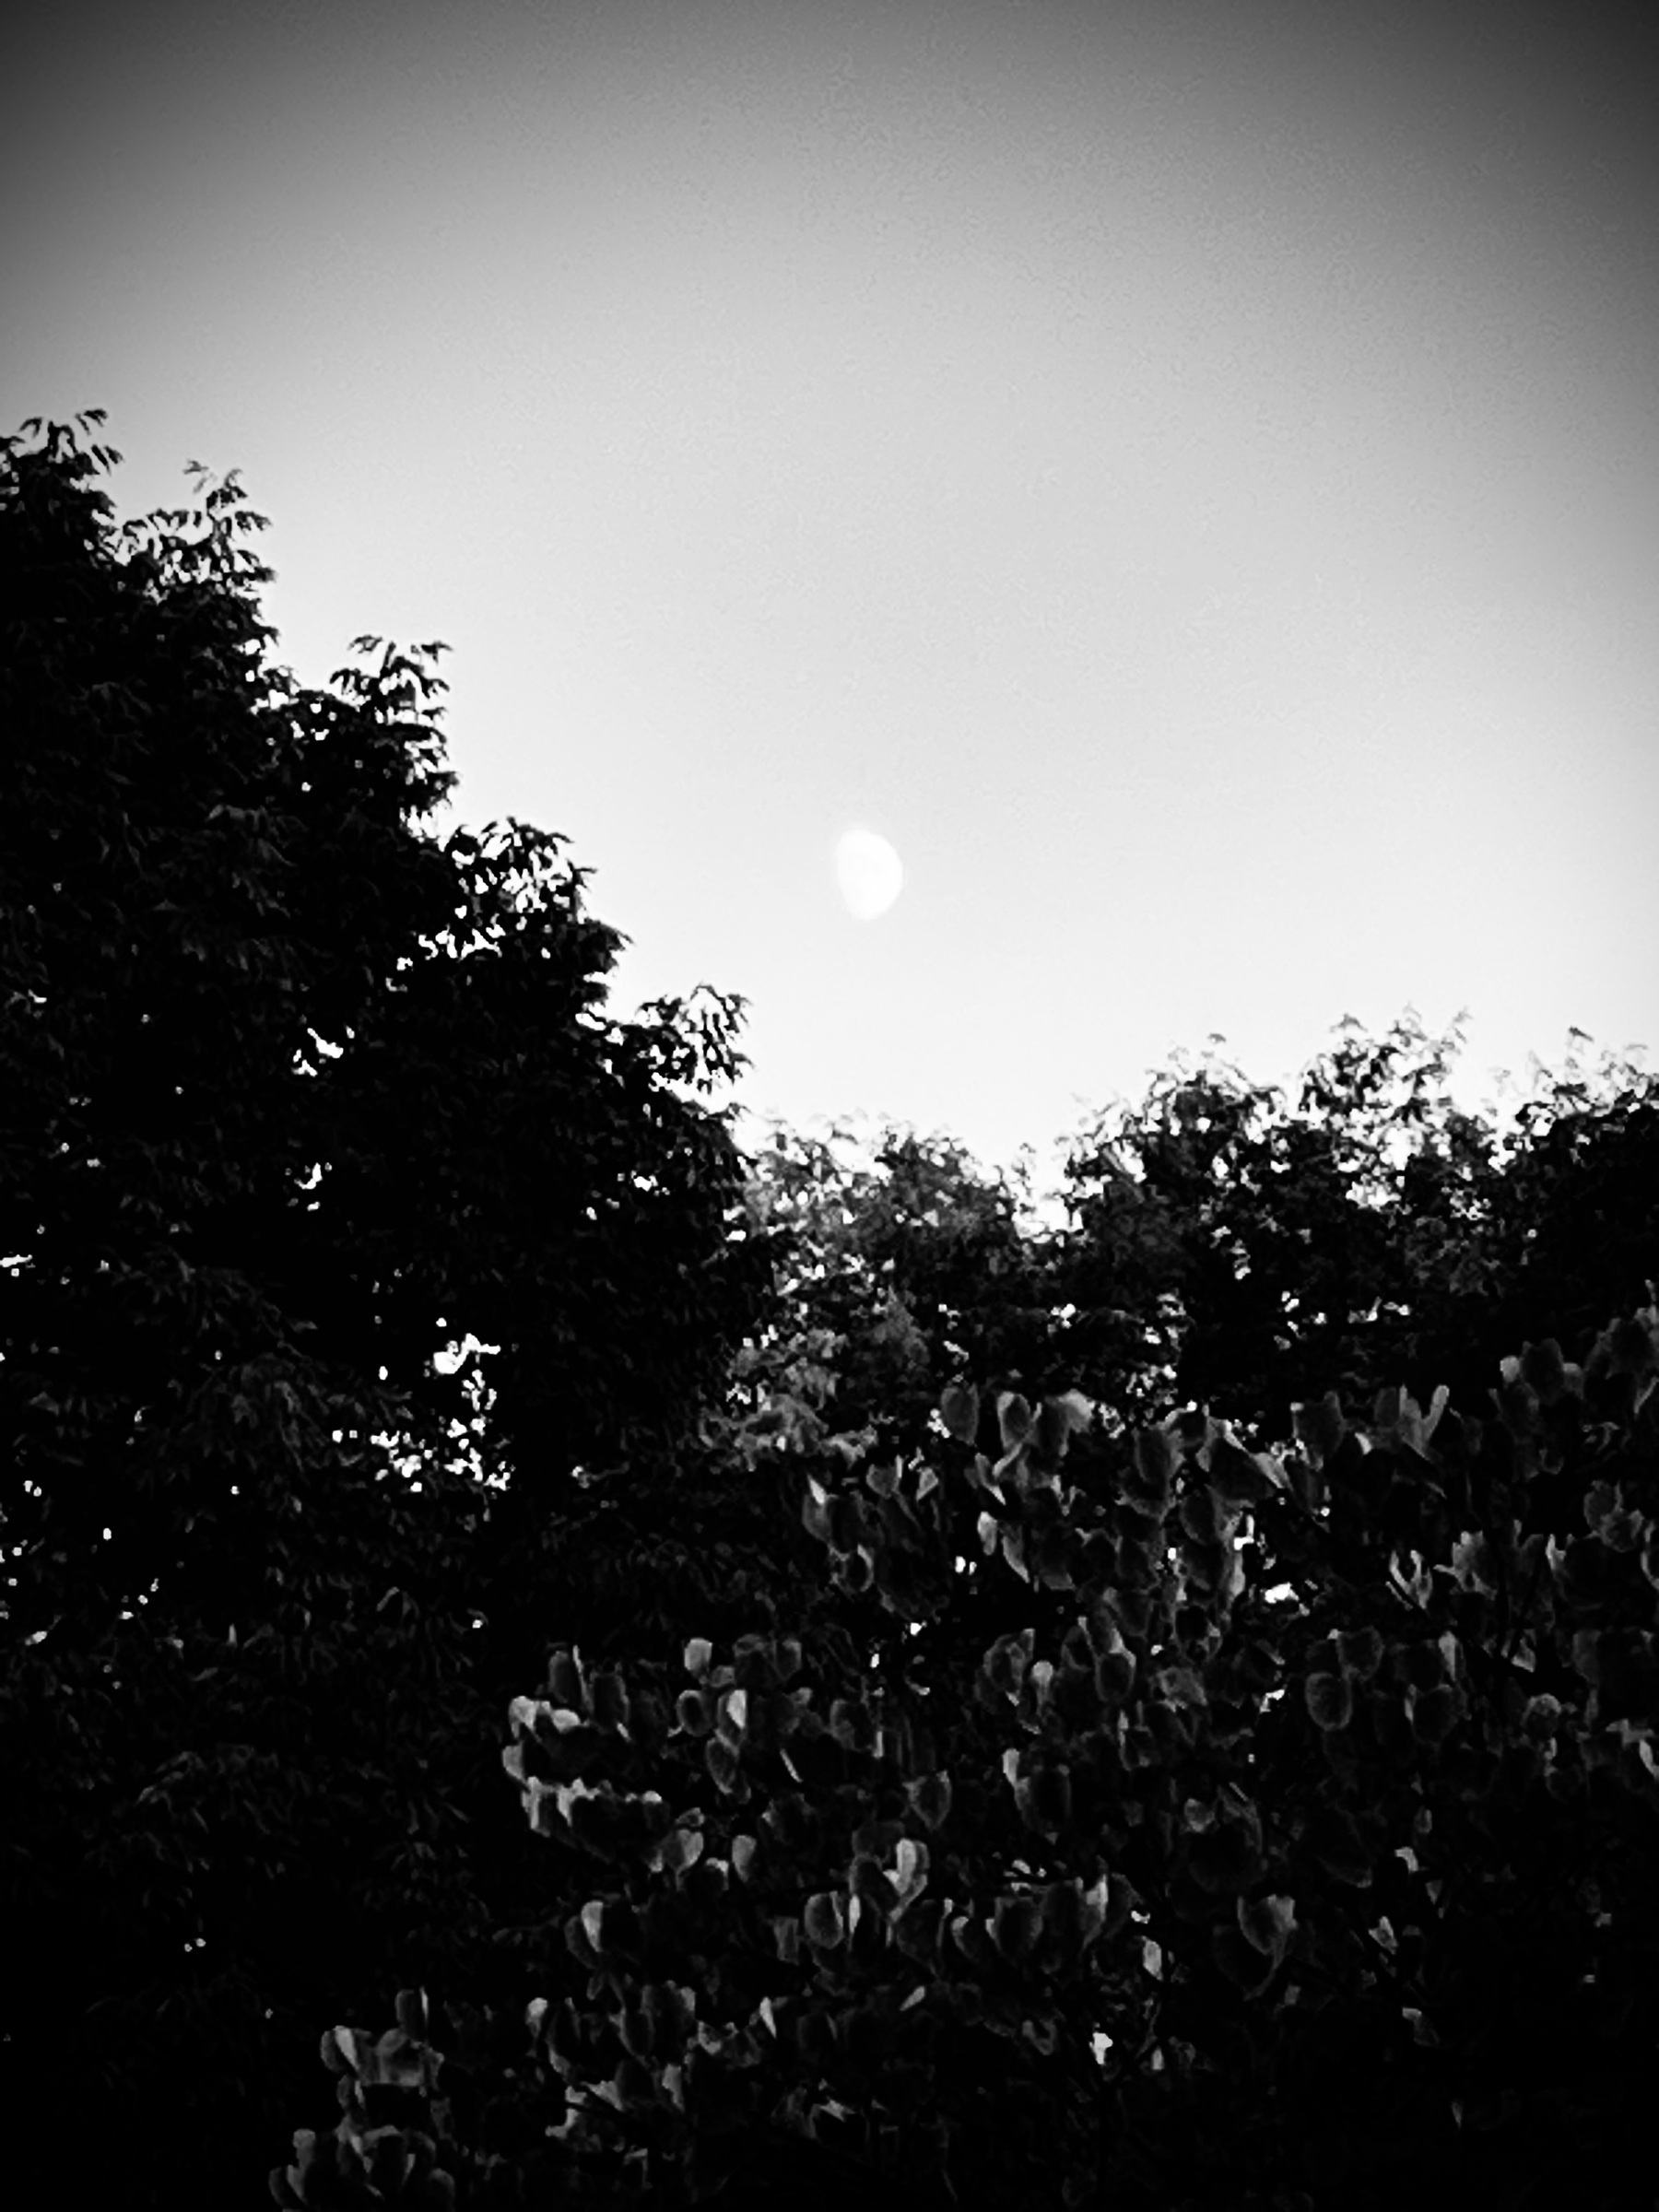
[273,1289,1659,2210]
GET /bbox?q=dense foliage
[261,1000,1658,2206]
[728,1011,1659,1465]
[4,415,1655,2210]
[273,1308,1659,2212]
[0,415,787,2206]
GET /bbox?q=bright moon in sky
[12,2,1653,1194]
[834,828,904,922]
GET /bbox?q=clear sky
[8,0,1656,1220]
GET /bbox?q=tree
[725,1011,1657,1474]
[271,1290,1659,2210]
[1048,1010,1658,1444]
[704,1021,1657,1706]
[0,413,785,2207]
[260,1032,1659,2211]
[722,1120,1075,1457]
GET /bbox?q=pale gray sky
[7,0,1655,1213]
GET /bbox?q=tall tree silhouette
[0,412,781,2208]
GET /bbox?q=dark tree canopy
[1047,1011,1658,1438]
[0,413,786,2206]
[1,411,780,1653]
[732,1011,1657,1472]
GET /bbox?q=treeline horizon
[5,412,1655,2210]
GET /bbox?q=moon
[833,827,904,920]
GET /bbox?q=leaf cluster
[276,1292,1659,2210]
[730,1015,1658,1473]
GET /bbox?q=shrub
[273,1293,1659,2208]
